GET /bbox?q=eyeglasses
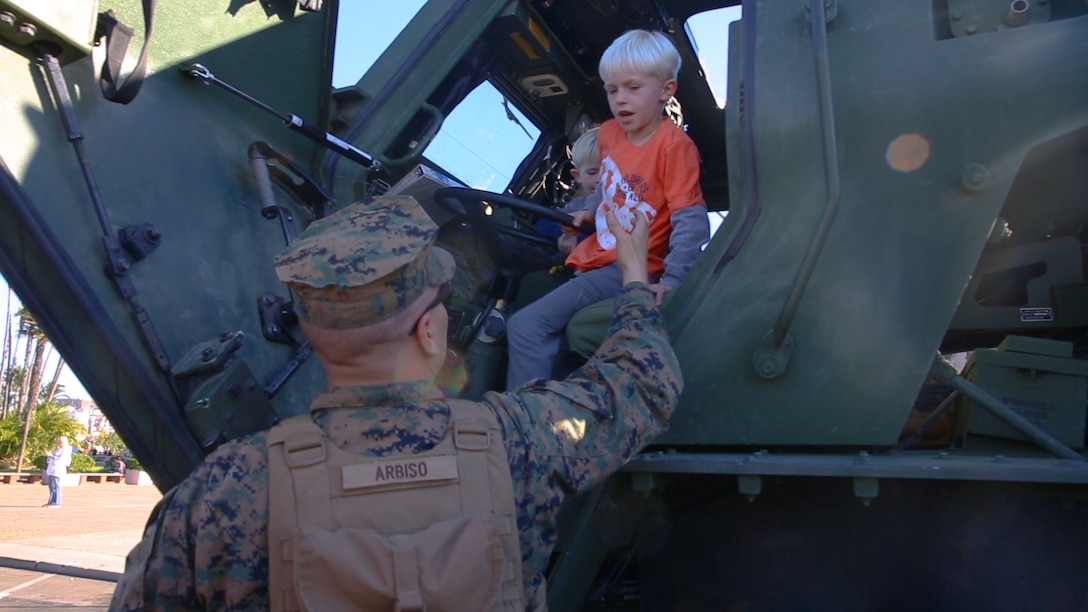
[408,282,454,336]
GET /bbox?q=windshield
[685,5,741,109]
[334,2,540,191]
[332,3,425,89]
[422,84,541,191]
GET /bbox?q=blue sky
[333,3,736,103]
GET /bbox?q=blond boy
[507,29,709,389]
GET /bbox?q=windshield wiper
[502,96,532,139]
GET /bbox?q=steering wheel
[433,187,593,285]
[434,187,592,230]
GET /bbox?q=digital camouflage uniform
[110,196,682,611]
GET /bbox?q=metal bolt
[16,21,36,38]
[117,260,131,272]
[246,379,258,392]
[144,226,161,242]
[266,324,280,336]
[262,295,276,306]
[966,24,977,34]
[226,383,241,400]
[0,12,16,28]
[753,352,785,379]
[950,9,961,20]
[958,163,991,192]
[219,330,232,342]
[201,347,215,362]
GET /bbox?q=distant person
[111,196,682,610]
[114,457,127,474]
[505,29,709,389]
[43,436,72,508]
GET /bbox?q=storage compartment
[963,336,1088,449]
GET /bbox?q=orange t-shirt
[565,119,704,277]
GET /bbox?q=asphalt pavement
[0,479,162,608]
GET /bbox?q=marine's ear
[411,310,446,359]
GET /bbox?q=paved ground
[0,481,162,609]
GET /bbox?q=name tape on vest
[342,455,459,490]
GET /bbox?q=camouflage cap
[274,196,455,329]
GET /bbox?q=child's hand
[557,234,578,253]
[604,205,648,286]
[647,283,672,306]
[566,209,594,235]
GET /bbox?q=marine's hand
[604,205,649,286]
[648,283,672,306]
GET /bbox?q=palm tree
[1,367,23,419]
[17,306,47,418]
[43,353,66,404]
[1,287,11,419]
[13,307,49,472]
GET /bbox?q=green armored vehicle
[2,0,1088,608]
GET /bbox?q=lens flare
[886,133,931,172]
[435,349,469,396]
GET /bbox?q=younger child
[536,126,601,253]
[506,29,709,390]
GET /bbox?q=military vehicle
[2,0,1087,608]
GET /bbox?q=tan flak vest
[266,399,525,611]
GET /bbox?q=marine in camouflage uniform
[111,195,682,610]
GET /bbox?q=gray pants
[505,263,623,390]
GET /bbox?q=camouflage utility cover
[274,196,455,328]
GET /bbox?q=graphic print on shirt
[593,156,657,249]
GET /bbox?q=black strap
[95,0,156,105]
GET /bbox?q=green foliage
[69,453,96,473]
[1,366,25,411]
[125,457,143,471]
[97,431,128,455]
[0,413,28,461]
[39,381,64,401]
[30,449,95,472]
[0,404,86,464]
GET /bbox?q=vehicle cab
[3,0,1088,608]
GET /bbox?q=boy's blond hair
[570,127,600,170]
[599,29,681,84]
